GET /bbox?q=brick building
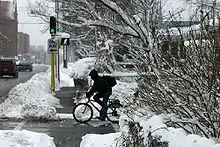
[0,0,18,57]
[17,32,30,55]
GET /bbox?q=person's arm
[86,82,97,97]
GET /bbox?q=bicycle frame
[83,97,120,113]
[85,98,101,112]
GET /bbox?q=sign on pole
[48,39,58,54]
[61,38,70,46]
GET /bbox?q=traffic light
[50,16,56,34]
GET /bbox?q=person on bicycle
[86,69,112,121]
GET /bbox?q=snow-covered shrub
[70,57,95,80]
[121,121,145,147]
[138,14,220,138]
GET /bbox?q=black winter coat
[87,77,111,96]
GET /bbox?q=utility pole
[49,16,57,92]
[55,0,60,83]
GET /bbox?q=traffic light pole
[50,52,55,93]
[56,0,61,83]
[49,16,57,93]
[50,35,56,93]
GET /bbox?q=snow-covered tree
[29,0,220,141]
[28,0,163,68]
[136,2,220,138]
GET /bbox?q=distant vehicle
[17,60,33,72]
[0,59,19,78]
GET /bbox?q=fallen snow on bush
[0,72,61,120]
[0,130,55,147]
[69,57,95,79]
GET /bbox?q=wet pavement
[0,119,116,147]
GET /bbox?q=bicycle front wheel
[72,103,93,123]
[106,103,122,123]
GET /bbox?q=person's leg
[93,93,102,106]
[100,92,110,119]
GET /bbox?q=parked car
[0,59,18,78]
[17,60,33,72]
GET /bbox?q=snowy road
[0,64,48,103]
[0,119,116,147]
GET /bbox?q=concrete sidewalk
[55,86,87,113]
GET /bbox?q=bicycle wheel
[72,103,93,123]
[106,103,122,123]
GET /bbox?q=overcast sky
[17,0,50,48]
[16,0,195,48]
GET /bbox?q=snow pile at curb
[80,132,121,147]
[0,72,61,120]
[0,130,55,147]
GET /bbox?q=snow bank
[69,57,95,79]
[0,130,55,147]
[80,132,121,147]
[0,72,61,120]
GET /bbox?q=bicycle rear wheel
[72,103,93,123]
[106,103,122,123]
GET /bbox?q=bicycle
[72,96,123,123]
